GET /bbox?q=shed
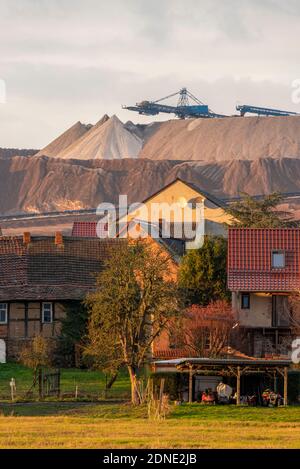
[153,357,292,405]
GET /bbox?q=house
[69,179,233,254]
[71,177,233,257]
[227,228,300,357]
[116,178,233,250]
[0,229,180,362]
[0,178,234,362]
[0,232,124,360]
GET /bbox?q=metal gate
[41,369,61,397]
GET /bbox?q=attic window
[272,250,285,268]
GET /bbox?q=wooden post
[284,366,288,406]
[188,367,193,403]
[236,366,241,405]
[158,378,165,414]
[38,368,43,399]
[273,372,278,393]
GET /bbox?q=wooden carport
[153,357,291,405]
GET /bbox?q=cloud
[0,0,300,147]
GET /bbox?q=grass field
[1,402,300,448]
[0,363,131,400]
[1,363,300,448]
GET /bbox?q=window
[241,293,250,309]
[0,303,7,323]
[272,250,285,268]
[204,329,211,350]
[42,303,53,323]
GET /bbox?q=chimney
[23,232,31,245]
[55,231,63,246]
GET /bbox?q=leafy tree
[179,236,230,306]
[84,314,123,390]
[227,192,296,228]
[85,240,181,405]
[57,301,88,366]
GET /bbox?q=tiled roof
[158,237,185,258]
[228,228,300,292]
[160,221,197,241]
[0,235,124,300]
[0,285,92,301]
[118,220,185,258]
[153,347,253,360]
[71,221,108,238]
[153,349,198,359]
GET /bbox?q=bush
[151,372,181,401]
[288,372,300,403]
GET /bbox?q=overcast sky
[0,0,300,148]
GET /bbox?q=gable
[119,178,233,230]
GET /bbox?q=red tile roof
[0,235,124,300]
[71,221,108,238]
[228,228,300,292]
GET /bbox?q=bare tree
[181,300,235,357]
[286,293,300,333]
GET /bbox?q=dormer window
[272,250,285,268]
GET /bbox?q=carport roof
[154,357,292,367]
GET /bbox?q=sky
[0,0,300,148]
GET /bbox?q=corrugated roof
[154,357,291,366]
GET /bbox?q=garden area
[0,363,131,401]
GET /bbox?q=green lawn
[1,402,300,448]
[0,363,131,400]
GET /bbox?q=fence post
[38,368,43,399]
[57,369,61,398]
[189,367,193,403]
[284,366,288,406]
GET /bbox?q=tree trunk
[106,372,118,389]
[128,365,140,405]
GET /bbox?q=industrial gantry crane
[123,87,299,119]
[236,104,299,117]
[122,87,227,119]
